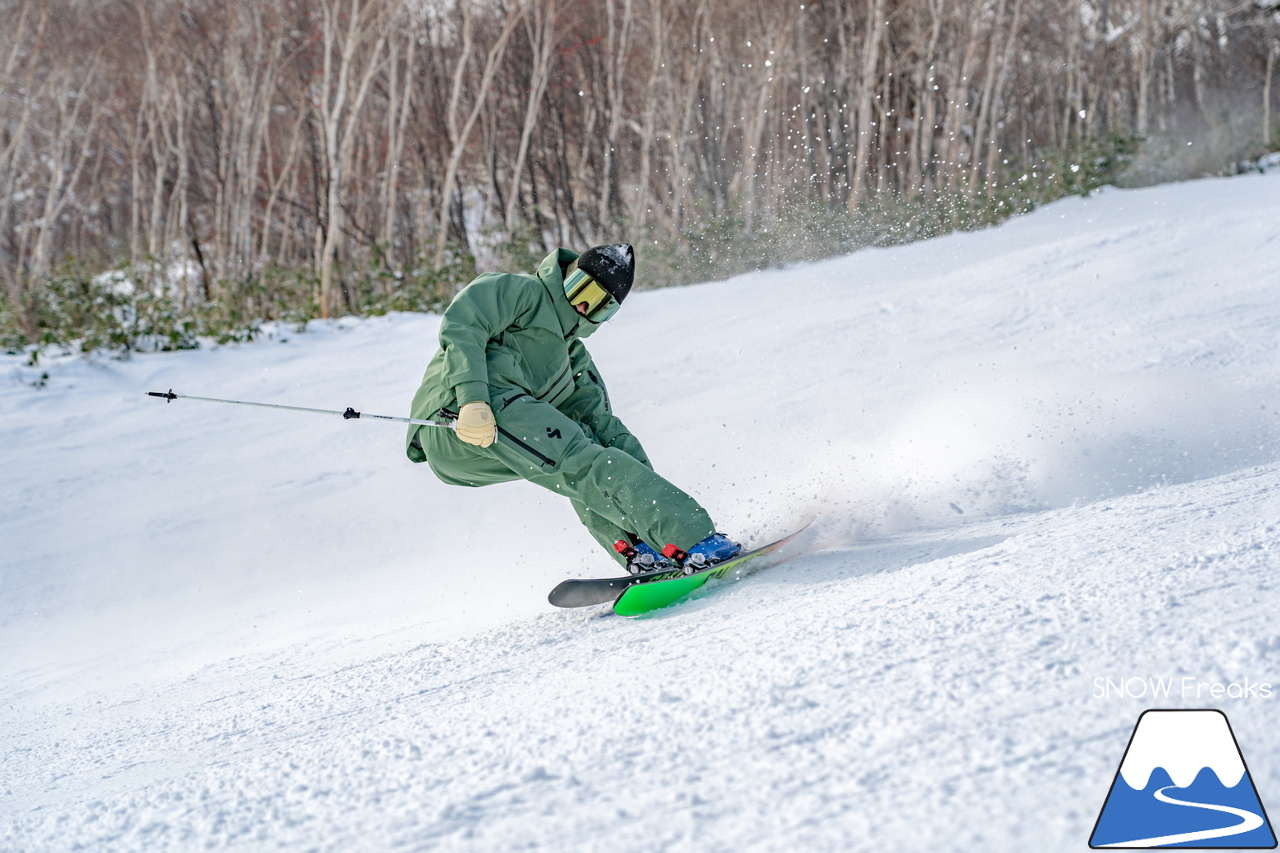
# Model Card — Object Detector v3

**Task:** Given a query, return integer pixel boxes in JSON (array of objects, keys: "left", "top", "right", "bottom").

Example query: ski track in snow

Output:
[{"left": 3, "top": 174, "right": 1280, "bottom": 851}]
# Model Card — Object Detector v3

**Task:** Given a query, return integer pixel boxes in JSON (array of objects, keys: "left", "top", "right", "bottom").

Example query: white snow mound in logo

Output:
[{"left": 1119, "top": 710, "right": 1246, "bottom": 790}]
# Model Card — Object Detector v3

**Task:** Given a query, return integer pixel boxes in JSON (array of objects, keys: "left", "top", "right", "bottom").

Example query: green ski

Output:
[{"left": 611, "top": 525, "right": 809, "bottom": 617}]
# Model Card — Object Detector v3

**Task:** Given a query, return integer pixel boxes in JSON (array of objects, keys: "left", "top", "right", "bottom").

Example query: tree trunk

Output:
[
  {"left": 506, "top": 0, "right": 558, "bottom": 228},
  {"left": 433, "top": 1, "right": 526, "bottom": 268},
  {"left": 849, "top": 0, "right": 885, "bottom": 210},
  {"left": 1266, "top": 46, "right": 1275, "bottom": 147}
]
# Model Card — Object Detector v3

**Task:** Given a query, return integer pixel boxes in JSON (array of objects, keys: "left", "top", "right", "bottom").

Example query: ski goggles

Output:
[{"left": 563, "top": 268, "right": 621, "bottom": 323}]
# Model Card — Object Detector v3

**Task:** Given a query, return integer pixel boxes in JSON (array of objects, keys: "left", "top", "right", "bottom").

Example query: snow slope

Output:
[{"left": 3, "top": 173, "right": 1280, "bottom": 851}]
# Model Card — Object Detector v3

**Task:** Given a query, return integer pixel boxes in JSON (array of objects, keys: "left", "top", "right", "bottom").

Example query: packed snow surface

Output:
[{"left": 3, "top": 174, "right": 1280, "bottom": 851}]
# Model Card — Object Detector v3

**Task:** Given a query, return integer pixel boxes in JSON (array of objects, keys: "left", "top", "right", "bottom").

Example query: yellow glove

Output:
[{"left": 456, "top": 401, "right": 496, "bottom": 447}]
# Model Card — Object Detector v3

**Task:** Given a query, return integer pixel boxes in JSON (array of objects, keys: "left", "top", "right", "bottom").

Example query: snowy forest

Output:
[{"left": 2, "top": 0, "right": 1278, "bottom": 350}]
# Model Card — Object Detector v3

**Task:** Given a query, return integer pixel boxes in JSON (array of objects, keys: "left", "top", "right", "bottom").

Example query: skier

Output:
[{"left": 405, "top": 244, "right": 739, "bottom": 574}]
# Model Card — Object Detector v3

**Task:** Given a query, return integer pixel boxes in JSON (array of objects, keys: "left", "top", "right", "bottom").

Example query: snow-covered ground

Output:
[{"left": 3, "top": 173, "right": 1279, "bottom": 851}]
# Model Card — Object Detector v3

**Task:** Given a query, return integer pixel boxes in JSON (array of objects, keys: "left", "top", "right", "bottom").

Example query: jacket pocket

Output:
[
  {"left": 498, "top": 392, "right": 529, "bottom": 411},
  {"left": 535, "top": 359, "right": 574, "bottom": 407},
  {"left": 495, "top": 425, "right": 557, "bottom": 468}
]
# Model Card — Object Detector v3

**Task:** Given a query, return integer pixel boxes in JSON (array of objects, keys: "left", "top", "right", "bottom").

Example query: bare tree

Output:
[
  {"left": 433, "top": 0, "right": 526, "bottom": 268},
  {"left": 4, "top": 0, "right": 1277, "bottom": 349},
  {"left": 313, "top": 0, "right": 396, "bottom": 316}
]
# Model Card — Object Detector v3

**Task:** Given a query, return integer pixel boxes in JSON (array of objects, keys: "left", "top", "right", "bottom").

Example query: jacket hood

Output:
[{"left": 536, "top": 247, "right": 600, "bottom": 339}]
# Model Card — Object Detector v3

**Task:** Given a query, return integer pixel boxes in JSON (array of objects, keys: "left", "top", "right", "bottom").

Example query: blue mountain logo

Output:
[{"left": 1090, "top": 709, "right": 1276, "bottom": 848}]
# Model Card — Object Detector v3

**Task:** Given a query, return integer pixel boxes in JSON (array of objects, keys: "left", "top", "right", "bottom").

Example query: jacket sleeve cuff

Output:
[{"left": 455, "top": 381, "right": 490, "bottom": 407}]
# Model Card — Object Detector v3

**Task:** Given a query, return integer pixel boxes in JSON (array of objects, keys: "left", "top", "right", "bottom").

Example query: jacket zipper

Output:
[
  {"left": 537, "top": 363, "right": 573, "bottom": 402},
  {"left": 495, "top": 425, "right": 556, "bottom": 468},
  {"left": 586, "top": 369, "right": 610, "bottom": 412},
  {"left": 500, "top": 392, "right": 528, "bottom": 410}
]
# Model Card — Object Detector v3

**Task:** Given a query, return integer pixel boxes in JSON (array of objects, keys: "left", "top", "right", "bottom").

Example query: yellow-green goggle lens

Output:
[{"left": 564, "top": 269, "right": 620, "bottom": 322}]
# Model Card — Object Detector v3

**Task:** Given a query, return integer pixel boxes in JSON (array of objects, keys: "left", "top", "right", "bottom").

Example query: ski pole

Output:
[{"left": 146, "top": 389, "right": 456, "bottom": 429}]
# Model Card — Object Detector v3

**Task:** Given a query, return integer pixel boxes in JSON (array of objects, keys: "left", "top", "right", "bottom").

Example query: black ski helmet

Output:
[{"left": 575, "top": 243, "right": 635, "bottom": 304}]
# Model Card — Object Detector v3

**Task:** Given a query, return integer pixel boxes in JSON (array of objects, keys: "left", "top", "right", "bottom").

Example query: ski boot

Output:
[
  {"left": 662, "top": 533, "right": 741, "bottom": 575},
  {"left": 614, "top": 540, "right": 674, "bottom": 575}
]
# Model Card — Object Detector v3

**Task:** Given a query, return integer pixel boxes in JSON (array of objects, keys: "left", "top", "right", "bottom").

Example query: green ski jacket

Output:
[{"left": 405, "top": 248, "right": 649, "bottom": 466}]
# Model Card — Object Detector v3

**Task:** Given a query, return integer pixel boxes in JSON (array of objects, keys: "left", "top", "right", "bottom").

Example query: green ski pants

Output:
[{"left": 416, "top": 394, "right": 714, "bottom": 565}]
